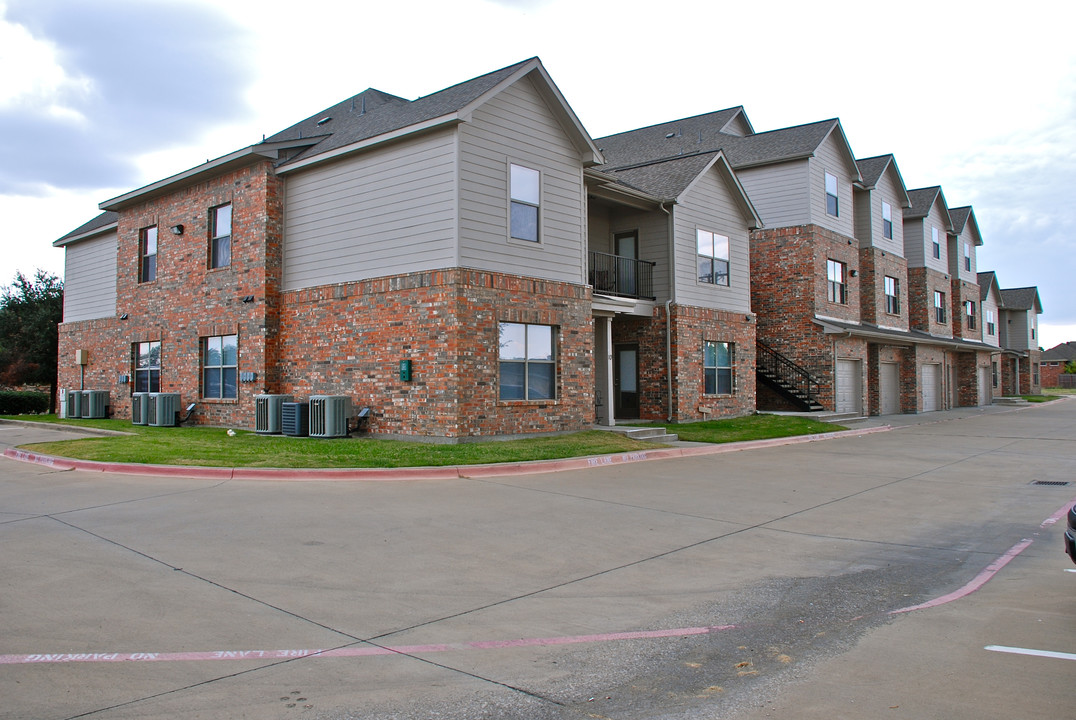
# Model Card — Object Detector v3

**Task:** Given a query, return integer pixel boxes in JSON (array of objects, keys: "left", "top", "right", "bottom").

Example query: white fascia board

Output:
[
  {"left": 52, "top": 221, "right": 119, "bottom": 247},
  {"left": 275, "top": 115, "right": 464, "bottom": 175}
]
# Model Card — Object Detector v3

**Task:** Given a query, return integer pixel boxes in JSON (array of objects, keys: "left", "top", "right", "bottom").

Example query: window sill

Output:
[
  {"left": 498, "top": 399, "right": 559, "bottom": 406},
  {"left": 200, "top": 397, "right": 239, "bottom": 404}
]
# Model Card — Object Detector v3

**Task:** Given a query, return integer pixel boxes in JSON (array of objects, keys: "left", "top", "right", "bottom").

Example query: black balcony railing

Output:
[{"left": 588, "top": 251, "right": 656, "bottom": 301}]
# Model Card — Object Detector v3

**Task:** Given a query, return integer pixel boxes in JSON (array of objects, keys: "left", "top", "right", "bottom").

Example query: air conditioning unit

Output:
[
  {"left": 309, "top": 395, "right": 352, "bottom": 438},
  {"left": 131, "top": 393, "right": 149, "bottom": 425},
  {"left": 281, "top": 402, "right": 309, "bottom": 437},
  {"left": 254, "top": 394, "right": 293, "bottom": 434},
  {"left": 65, "top": 390, "right": 82, "bottom": 419},
  {"left": 147, "top": 392, "right": 181, "bottom": 427},
  {"left": 82, "top": 390, "right": 110, "bottom": 419}
]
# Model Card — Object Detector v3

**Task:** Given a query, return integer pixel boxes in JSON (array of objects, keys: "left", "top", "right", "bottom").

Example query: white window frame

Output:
[
  {"left": 498, "top": 322, "right": 557, "bottom": 401},
  {"left": 133, "top": 341, "right": 160, "bottom": 393},
  {"left": 963, "top": 242, "right": 971, "bottom": 272},
  {"left": 884, "top": 275, "right": 900, "bottom": 315},
  {"left": 932, "top": 226, "right": 941, "bottom": 259},
  {"left": 881, "top": 201, "right": 893, "bottom": 240},
  {"left": 703, "top": 340, "right": 734, "bottom": 396},
  {"left": 825, "top": 172, "right": 839, "bottom": 217},
  {"left": 827, "top": 259, "right": 846, "bottom": 304},
  {"left": 696, "top": 229, "right": 730, "bottom": 286},
  {"left": 934, "top": 290, "right": 946, "bottom": 323},
  {"left": 509, "top": 163, "right": 540, "bottom": 243},
  {"left": 986, "top": 309, "right": 996, "bottom": 336},
  {"left": 139, "top": 226, "right": 157, "bottom": 283},
  {"left": 210, "top": 203, "right": 232, "bottom": 269},
  {"left": 965, "top": 300, "right": 976, "bottom": 330},
  {"left": 202, "top": 334, "right": 238, "bottom": 400}
]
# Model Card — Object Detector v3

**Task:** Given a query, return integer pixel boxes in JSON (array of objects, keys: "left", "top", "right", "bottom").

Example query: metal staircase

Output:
[{"left": 756, "top": 340, "right": 824, "bottom": 412}]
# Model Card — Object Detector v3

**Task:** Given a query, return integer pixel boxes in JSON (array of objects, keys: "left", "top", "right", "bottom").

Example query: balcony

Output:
[{"left": 588, "top": 251, "right": 656, "bottom": 301}]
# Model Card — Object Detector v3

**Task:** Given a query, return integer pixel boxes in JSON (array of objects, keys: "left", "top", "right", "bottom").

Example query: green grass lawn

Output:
[
  {"left": 1019, "top": 394, "right": 1060, "bottom": 403},
  {"left": 1, "top": 413, "right": 845, "bottom": 469}
]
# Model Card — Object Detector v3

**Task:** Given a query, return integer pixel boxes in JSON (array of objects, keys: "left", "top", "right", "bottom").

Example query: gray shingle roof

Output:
[
  {"left": 855, "top": 155, "right": 892, "bottom": 187},
  {"left": 977, "top": 271, "right": 999, "bottom": 302},
  {"left": 999, "top": 286, "right": 1042, "bottom": 312},
  {"left": 53, "top": 211, "right": 118, "bottom": 246},
  {"left": 593, "top": 107, "right": 749, "bottom": 169},
  {"left": 721, "top": 119, "right": 841, "bottom": 170},
  {"left": 905, "top": 186, "right": 942, "bottom": 219},
  {"left": 266, "top": 59, "right": 536, "bottom": 166},
  {"left": 1042, "top": 342, "right": 1076, "bottom": 362},
  {"left": 602, "top": 151, "right": 722, "bottom": 200},
  {"left": 948, "top": 206, "right": 972, "bottom": 233}
]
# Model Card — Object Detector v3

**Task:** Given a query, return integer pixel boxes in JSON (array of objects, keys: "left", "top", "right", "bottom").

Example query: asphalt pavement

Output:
[{"left": 1, "top": 400, "right": 1073, "bottom": 720}]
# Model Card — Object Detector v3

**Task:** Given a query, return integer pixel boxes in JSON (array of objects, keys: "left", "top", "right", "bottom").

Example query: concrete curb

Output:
[{"left": 2, "top": 425, "right": 892, "bottom": 482}]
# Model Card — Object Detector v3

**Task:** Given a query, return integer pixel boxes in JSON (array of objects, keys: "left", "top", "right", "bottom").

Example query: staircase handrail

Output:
[{"left": 756, "top": 339, "right": 820, "bottom": 403}]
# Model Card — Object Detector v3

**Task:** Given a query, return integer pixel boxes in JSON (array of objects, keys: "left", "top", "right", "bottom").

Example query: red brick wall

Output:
[
  {"left": 908, "top": 267, "right": 953, "bottom": 335},
  {"left": 57, "top": 161, "right": 283, "bottom": 424},
  {"left": 859, "top": 248, "right": 909, "bottom": 329},
  {"left": 750, "top": 224, "right": 861, "bottom": 412},
  {"left": 277, "top": 269, "right": 594, "bottom": 439},
  {"left": 669, "top": 305, "right": 756, "bottom": 421},
  {"left": 951, "top": 278, "right": 982, "bottom": 341}
]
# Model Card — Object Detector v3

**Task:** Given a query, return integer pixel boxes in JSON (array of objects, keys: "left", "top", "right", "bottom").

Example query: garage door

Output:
[
  {"left": 880, "top": 362, "right": 900, "bottom": 415},
  {"left": 978, "top": 366, "right": 992, "bottom": 406},
  {"left": 836, "top": 359, "right": 862, "bottom": 415},
  {"left": 922, "top": 363, "right": 941, "bottom": 412}
]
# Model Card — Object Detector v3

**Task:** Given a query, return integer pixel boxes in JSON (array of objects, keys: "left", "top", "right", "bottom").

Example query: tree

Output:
[
  {"left": 0, "top": 271, "right": 64, "bottom": 407},
  {"left": 1065, "top": 360, "right": 1076, "bottom": 375}
]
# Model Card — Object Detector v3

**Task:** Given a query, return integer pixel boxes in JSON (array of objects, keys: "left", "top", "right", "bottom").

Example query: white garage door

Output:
[
  {"left": 922, "top": 364, "right": 941, "bottom": 412},
  {"left": 978, "top": 366, "right": 992, "bottom": 406},
  {"left": 880, "top": 362, "right": 900, "bottom": 415},
  {"left": 836, "top": 359, "right": 862, "bottom": 414}
]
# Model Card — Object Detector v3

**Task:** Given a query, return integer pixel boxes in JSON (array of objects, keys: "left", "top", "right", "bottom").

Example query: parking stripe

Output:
[{"left": 985, "top": 645, "right": 1076, "bottom": 662}]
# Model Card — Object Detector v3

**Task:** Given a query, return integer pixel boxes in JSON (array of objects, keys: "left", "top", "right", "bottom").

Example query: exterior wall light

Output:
[{"left": 170, "top": 224, "right": 184, "bottom": 235}]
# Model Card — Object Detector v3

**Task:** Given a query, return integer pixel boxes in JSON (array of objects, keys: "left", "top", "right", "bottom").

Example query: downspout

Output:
[{"left": 661, "top": 202, "right": 674, "bottom": 422}]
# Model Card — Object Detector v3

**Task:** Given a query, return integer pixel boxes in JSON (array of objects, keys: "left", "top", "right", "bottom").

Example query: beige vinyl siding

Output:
[
  {"left": 873, "top": 172, "right": 904, "bottom": 257},
  {"left": 809, "top": 135, "right": 855, "bottom": 237},
  {"left": 854, "top": 190, "right": 872, "bottom": 246},
  {"left": 981, "top": 290, "right": 1000, "bottom": 347},
  {"left": 282, "top": 128, "right": 457, "bottom": 291},
  {"left": 1002, "top": 309, "right": 1032, "bottom": 350},
  {"left": 736, "top": 160, "right": 809, "bottom": 228},
  {"left": 903, "top": 218, "right": 926, "bottom": 267},
  {"left": 922, "top": 203, "right": 949, "bottom": 274},
  {"left": 952, "top": 232, "right": 977, "bottom": 283},
  {"left": 62, "top": 232, "right": 117, "bottom": 322},
  {"left": 457, "top": 75, "right": 585, "bottom": 284},
  {"left": 673, "top": 168, "right": 751, "bottom": 312}
]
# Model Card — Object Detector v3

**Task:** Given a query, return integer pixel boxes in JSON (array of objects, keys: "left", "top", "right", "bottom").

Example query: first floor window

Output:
[
  {"left": 210, "top": 203, "right": 232, "bottom": 269},
  {"left": 827, "top": 259, "right": 847, "bottom": 304},
  {"left": 934, "top": 291, "right": 946, "bottom": 323},
  {"left": 992, "top": 361, "right": 999, "bottom": 388},
  {"left": 825, "top": 172, "right": 839, "bottom": 217},
  {"left": 510, "top": 164, "right": 540, "bottom": 242},
  {"left": 134, "top": 341, "right": 160, "bottom": 393},
  {"left": 140, "top": 226, "right": 157, "bottom": 283},
  {"left": 203, "top": 334, "right": 238, "bottom": 399},
  {"left": 882, "top": 201, "right": 893, "bottom": 239},
  {"left": 1033, "top": 363, "right": 1040, "bottom": 385},
  {"left": 965, "top": 300, "right": 976, "bottom": 329},
  {"left": 986, "top": 309, "right": 996, "bottom": 336},
  {"left": 499, "top": 322, "right": 556, "bottom": 400},
  {"left": 704, "top": 341, "right": 734, "bottom": 395},
  {"left": 884, "top": 275, "right": 900, "bottom": 314},
  {"left": 697, "top": 229, "right": 730, "bottom": 286}
]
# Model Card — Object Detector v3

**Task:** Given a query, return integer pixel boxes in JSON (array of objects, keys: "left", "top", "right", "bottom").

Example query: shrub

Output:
[{"left": 0, "top": 390, "right": 50, "bottom": 415}]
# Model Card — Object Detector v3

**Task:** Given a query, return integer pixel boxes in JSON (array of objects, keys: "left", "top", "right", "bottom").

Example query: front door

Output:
[{"left": 614, "top": 344, "right": 640, "bottom": 419}]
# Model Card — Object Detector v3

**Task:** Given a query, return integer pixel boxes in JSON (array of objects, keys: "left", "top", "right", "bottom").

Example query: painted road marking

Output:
[
  {"left": 889, "top": 538, "right": 1035, "bottom": 615},
  {"left": 0, "top": 625, "right": 737, "bottom": 666},
  {"left": 985, "top": 645, "right": 1076, "bottom": 662}
]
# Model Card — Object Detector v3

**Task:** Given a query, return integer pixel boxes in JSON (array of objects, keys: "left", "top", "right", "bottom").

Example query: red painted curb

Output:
[{"left": 3, "top": 426, "right": 891, "bottom": 482}]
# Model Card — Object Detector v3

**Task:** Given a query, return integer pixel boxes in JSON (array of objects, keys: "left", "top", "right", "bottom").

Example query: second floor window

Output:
[
  {"left": 210, "top": 204, "right": 232, "bottom": 269},
  {"left": 963, "top": 242, "right": 971, "bottom": 272},
  {"left": 882, "top": 201, "right": 893, "bottom": 240},
  {"left": 139, "top": 226, "right": 157, "bottom": 283},
  {"left": 825, "top": 172, "right": 839, "bottom": 217},
  {"left": 965, "top": 301, "right": 976, "bottom": 329},
  {"left": 934, "top": 290, "right": 946, "bottom": 323},
  {"left": 884, "top": 275, "right": 900, "bottom": 314},
  {"left": 133, "top": 341, "right": 160, "bottom": 393},
  {"left": 510, "top": 164, "right": 540, "bottom": 242},
  {"left": 827, "top": 259, "right": 846, "bottom": 304},
  {"left": 932, "top": 226, "right": 941, "bottom": 259},
  {"left": 986, "top": 309, "right": 996, "bottom": 336},
  {"left": 697, "top": 229, "right": 729, "bottom": 286}
]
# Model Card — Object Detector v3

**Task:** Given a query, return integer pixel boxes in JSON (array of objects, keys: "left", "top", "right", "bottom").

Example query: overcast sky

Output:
[{"left": 1, "top": 0, "right": 1073, "bottom": 347}]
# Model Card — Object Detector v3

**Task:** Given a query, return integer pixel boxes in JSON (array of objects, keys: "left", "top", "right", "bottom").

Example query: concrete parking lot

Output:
[{"left": 1, "top": 400, "right": 1074, "bottom": 720}]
